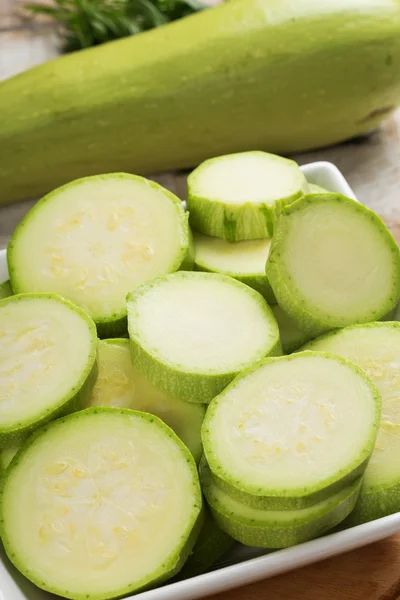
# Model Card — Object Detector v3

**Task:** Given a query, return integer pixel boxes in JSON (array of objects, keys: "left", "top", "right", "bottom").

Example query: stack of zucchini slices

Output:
[{"left": 1, "top": 151, "right": 400, "bottom": 600}]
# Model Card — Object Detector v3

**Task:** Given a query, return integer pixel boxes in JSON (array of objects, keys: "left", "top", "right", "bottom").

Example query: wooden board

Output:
[{"left": 2, "top": 5, "right": 400, "bottom": 599}]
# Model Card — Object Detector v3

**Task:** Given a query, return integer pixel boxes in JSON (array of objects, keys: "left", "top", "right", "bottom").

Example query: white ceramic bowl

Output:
[{"left": 1, "top": 161, "right": 399, "bottom": 600}]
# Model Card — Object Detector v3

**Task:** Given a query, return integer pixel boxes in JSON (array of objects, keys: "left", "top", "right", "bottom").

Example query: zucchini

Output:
[
  {"left": 271, "top": 304, "right": 312, "bottom": 354},
  {"left": 127, "top": 272, "right": 281, "bottom": 404},
  {"left": 0, "top": 294, "right": 97, "bottom": 444},
  {"left": 0, "top": 447, "right": 19, "bottom": 471},
  {"left": 302, "top": 322, "right": 400, "bottom": 524},
  {"left": 0, "top": 280, "right": 12, "bottom": 300},
  {"left": 187, "top": 152, "right": 308, "bottom": 241},
  {"left": 201, "top": 461, "right": 361, "bottom": 548},
  {"left": 308, "top": 183, "right": 329, "bottom": 194},
  {"left": 0, "top": 408, "right": 203, "bottom": 600},
  {"left": 1, "top": 0, "right": 400, "bottom": 203},
  {"left": 193, "top": 232, "right": 275, "bottom": 303},
  {"left": 202, "top": 352, "right": 381, "bottom": 509},
  {"left": 7, "top": 174, "right": 190, "bottom": 338},
  {"left": 87, "top": 339, "right": 206, "bottom": 462},
  {"left": 178, "top": 506, "right": 233, "bottom": 579},
  {"left": 266, "top": 194, "right": 400, "bottom": 337}
]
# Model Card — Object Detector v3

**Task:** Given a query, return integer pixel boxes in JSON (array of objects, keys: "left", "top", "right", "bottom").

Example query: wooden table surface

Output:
[{"left": 2, "top": 3, "right": 400, "bottom": 599}]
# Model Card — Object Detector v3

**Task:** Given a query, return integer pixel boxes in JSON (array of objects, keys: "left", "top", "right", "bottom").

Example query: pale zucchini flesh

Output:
[
  {"left": 201, "top": 461, "right": 362, "bottom": 548},
  {"left": 187, "top": 151, "right": 308, "bottom": 242},
  {"left": 302, "top": 322, "right": 400, "bottom": 524},
  {"left": 128, "top": 272, "right": 281, "bottom": 404},
  {"left": 202, "top": 352, "right": 381, "bottom": 509},
  {"left": 7, "top": 174, "right": 190, "bottom": 338},
  {"left": 86, "top": 339, "right": 206, "bottom": 463},
  {"left": 266, "top": 194, "right": 400, "bottom": 337},
  {"left": 0, "top": 408, "right": 203, "bottom": 600},
  {"left": 0, "top": 294, "right": 97, "bottom": 444},
  {"left": 193, "top": 232, "right": 275, "bottom": 304}
]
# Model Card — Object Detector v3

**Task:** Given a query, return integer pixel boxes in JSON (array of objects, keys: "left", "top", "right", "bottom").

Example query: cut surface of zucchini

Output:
[
  {"left": 0, "top": 408, "right": 202, "bottom": 600},
  {"left": 0, "top": 294, "right": 97, "bottom": 444},
  {"left": 127, "top": 272, "right": 281, "bottom": 404},
  {"left": 266, "top": 194, "right": 400, "bottom": 337},
  {"left": 86, "top": 339, "right": 205, "bottom": 462},
  {"left": 8, "top": 174, "right": 190, "bottom": 337},
  {"left": 178, "top": 506, "right": 233, "bottom": 579},
  {"left": 302, "top": 322, "right": 400, "bottom": 524},
  {"left": 187, "top": 152, "right": 308, "bottom": 242},
  {"left": 308, "top": 183, "right": 329, "bottom": 194},
  {"left": 193, "top": 232, "right": 275, "bottom": 303},
  {"left": 202, "top": 352, "right": 380, "bottom": 508},
  {"left": 0, "top": 279, "right": 12, "bottom": 300},
  {"left": 201, "top": 461, "right": 361, "bottom": 548},
  {"left": 271, "top": 304, "right": 312, "bottom": 354}
]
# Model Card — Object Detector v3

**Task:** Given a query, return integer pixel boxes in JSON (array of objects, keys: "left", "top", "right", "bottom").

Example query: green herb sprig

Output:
[{"left": 25, "top": 0, "right": 206, "bottom": 52}]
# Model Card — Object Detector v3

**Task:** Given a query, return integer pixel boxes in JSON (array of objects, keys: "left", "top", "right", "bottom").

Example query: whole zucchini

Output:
[{"left": 0, "top": 0, "right": 400, "bottom": 202}]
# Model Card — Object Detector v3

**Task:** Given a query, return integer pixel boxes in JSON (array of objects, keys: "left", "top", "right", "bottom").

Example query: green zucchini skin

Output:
[
  {"left": 201, "top": 461, "right": 362, "bottom": 549},
  {"left": 177, "top": 506, "right": 234, "bottom": 579},
  {"left": 1, "top": 0, "right": 400, "bottom": 201},
  {"left": 0, "top": 280, "right": 12, "bottom": 300}
]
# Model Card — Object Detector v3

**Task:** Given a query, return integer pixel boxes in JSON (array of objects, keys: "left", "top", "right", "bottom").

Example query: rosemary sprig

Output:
[{"left": 24, "top": 0, "right": 207, "bottom": 52}]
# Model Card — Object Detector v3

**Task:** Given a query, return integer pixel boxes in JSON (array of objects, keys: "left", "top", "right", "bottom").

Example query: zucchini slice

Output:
[
  {"left": 202, "top": 352, "right": 380, "bottom": 509},
  {"left": 127, "top": 272, "right": 281, "bottom": 404},
  {"left": 308, "top": 183, "right": 329, "bottom": 194},
  {"left": 201, "top": 461, "right": 361, "bottom": 548},
  {"left": 266, "top": 194, "right": 400, "bottom": 337},
  {"left": 193, "top": 232, "right": 275, "bottom": 303},
  {"left": 178, "top": 506, "right": 233, "bottom": 579},
  {"left": 0, "top": 447, "right": 19, "bottom": 471},
  {"left": 0, "top": 280, "right": 12, "bottom": 300},
  {"left": 187, "top": 152, "right": 308, "bottom": 242},
  {"left": 7, "top": 174, "right": 190, "bottom": 338},
  {"left": 0, "top": 294, "right": 97, "bottom": 444},
  {"left": 0, "top": 408, "right": 203, "bottom": 600},
  {"left": 86, "top": 339, "right": 206, "bottom": 463},
  {"left": 271, "top": 304, "right": 312, "bottom": 354},
  {"left": 302, "top": 322, "right": 400, "bottom": 524}
]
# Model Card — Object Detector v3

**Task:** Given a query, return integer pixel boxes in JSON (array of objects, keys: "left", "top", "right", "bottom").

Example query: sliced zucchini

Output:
[
  {"left": 202, "top": 352, "right": 380, "bottom": 509},
  {"left": 302, "top": 322, "right": 400, "bottom": 524},
  {"left": 0, "top": 279, "right": 12, "bottom": 300},
  {"left": 0, "top": 446, "right": 19, "bottom": 471},
  {"left": 187, "top": 151, "right": 308, "bottom": 242},
  {"left": 178, "top": 505, "right": 234, "bottom": 579},
  {"left": 0, "top": 408, "right": 203, "bottom": 600},
  {"left": 0, "top": 294, "right": 97, "bottom": 444},
  {"left": 308, "top": 183, "right": 329, "bottom": 194},
  {"left": 266, "top": 194, "right": 400, "bottom": 337},
  {"left": 201, "top": 461, "right": 361, "bottom": 548},
  {"left": 7, "top": 174, "right": 190, "bottom": 338},
  {"left": 86, "top": 339, "right": 206, "bottom": 462},
  {"left": 180, "top": 228, "right": 195, "bottom": 271},
  {"left": 193, "top": 232, "right": 275, "bottom": 303},
  {"left": 127, "top": 272, "right": 281, "bottom": 404},
  {"left": 271, "top": 304, "right": 313, "bottom": 354}
]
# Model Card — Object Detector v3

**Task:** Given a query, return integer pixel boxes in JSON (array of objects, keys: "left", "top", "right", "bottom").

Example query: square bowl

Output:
[{"left": 1, "top": 161, "right": 400, "bottom": 600}]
